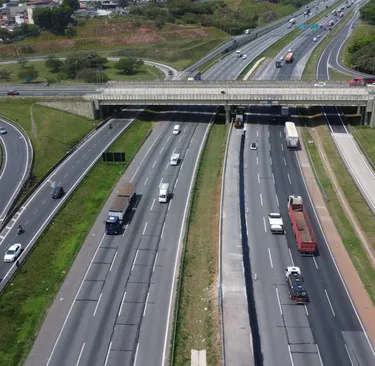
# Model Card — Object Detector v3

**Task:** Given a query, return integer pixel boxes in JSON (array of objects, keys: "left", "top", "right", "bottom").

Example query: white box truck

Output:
[
  {"left": 281, "top": 106, "right": 289, "bottom": 116},
  {"left": 289, "top": 18, "right": 296, "bottom": 24},
  {"left": 285, "top": 121, "right": 299, "bottom": 149},
  {"left": 268, "top": 213, "right": 284, "bottom": 234},
  {"left": 170, "top": 153, "right": 180, "bottom": 166},
  {"left": 159, "top": 183, "right": 170, "bottom": 203}
]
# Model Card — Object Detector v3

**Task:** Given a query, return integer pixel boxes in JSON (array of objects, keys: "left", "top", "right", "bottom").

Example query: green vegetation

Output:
[
  {"left": 351, "top": 125, "right": 375, "bottom": 166},
  {"left": 0, "top": 59, "right": 164, "bottom": 84},
  {"left": 0, "top": 119, "right": 152, "bottom": 366},
  {"left": 173, "top": 120, "right": 228, "bottom": 366},
  {"left": 303, "top": 9, "right": 354, "bottom": 80},
  {"left": 343, "top": 0, "right": 375, "bottom": 74},
  {"left": 0, "top": 98, "right": 94, "bottom": 184},
  {"left": 302, "top": 122, "right": 375, "bottom": 304}
]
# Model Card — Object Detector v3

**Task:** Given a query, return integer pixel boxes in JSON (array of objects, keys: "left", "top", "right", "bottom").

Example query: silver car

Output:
[{"left": 0, "top": 126, "right": 7, "bottom": 135}]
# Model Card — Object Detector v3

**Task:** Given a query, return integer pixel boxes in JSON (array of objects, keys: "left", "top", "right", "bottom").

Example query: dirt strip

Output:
[{"left": 297, "top": 132, "right": 375, "bottom": 349}]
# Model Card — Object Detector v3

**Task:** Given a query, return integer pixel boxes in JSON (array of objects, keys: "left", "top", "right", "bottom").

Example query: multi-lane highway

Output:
[
  {"left": 26, "top": 106, "right": 215, "bottom": 366},
  {"left": 0, "top": 118, "right": 31, "bottom": 223}
]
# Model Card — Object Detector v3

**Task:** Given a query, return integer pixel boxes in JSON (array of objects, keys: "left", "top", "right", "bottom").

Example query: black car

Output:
[
  {"left": 168, "top": 70, "right": 173, "bottom": 76},
  {"left": 52, "top": 186, "right": 64, "bottom": 199}
]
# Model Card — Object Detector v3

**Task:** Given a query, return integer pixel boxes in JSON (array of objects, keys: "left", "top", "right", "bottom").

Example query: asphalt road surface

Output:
[
  {"left": 202, "top": 0, "right": 339, "bottom": 81},
  {"left": 0, "top": 115, "right": 135, "bottom": 286},
  {"left": 26, "top": 106, "right": 214, "bottom": 366},
  {"left": 317, "top": 3, "right": 372, "bottom": 80},
  {"left": 0, "top": 118, "right": 31, "bottom": 223},
  {"left": 241, "top": 106, "right": 375, "bottom": 365}
]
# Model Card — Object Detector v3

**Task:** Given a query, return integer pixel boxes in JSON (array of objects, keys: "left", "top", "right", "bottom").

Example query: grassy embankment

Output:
[
  {"left": 303, "top": 8, "right": 354, "bottom": 80},
  {"left": 302, "top": 121, "right": 375, "bottom": 304},
  {"left": 238, "top": 0, "right": 343, "bottom": 80},
  {"left": 0, "top": 98, "right": 94, "bottom": 184},
  {"left": 0, "top": 117, "right": 153, "bottom": 365},
  {"left": 341, "top": 21, "right": 375, "bottom": 68},
  {"left": 0, "top": 20, "right": 228, "bottom": 71},
  {"left": 172, "top": 116, "right": 228, "bottom": 365},
  {"left": 0, "top": 61, "right": 165, "bottom": 84}
]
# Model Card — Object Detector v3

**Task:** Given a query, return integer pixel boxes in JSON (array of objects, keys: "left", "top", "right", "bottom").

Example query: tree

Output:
[
  {"left": 76, "top": 68, "right": 108, "bottom": 83},
  {"left": 33, "top": 8, "right": 53, "bottom": 30},
  {"left": 118, "top": 0, "right": 128, "bottom": 7},
  {"left": 0, "top": 28, "right": 12, "bottom": 41},
  {"left": 115, "top": 58, "right": 140, "bottom": 74},
  {"left": 18, "top": 59, "right": 28, "bottom": 68},
  {"left": 0, "top": 69, "right": 12, "bottom": 80},
  {"left": 64, "top": 51, "right": 107, "bottom": 78},
  {"left": 45, "top": 56, "right": 63, "bottom": 72},
  {"left": 51, "top": 5, "right": 74, "bottom": 34},
  {"left": 18, "top": 66, "right": 39, "bottom": 82},
  {"left": 155, "top": 15, "right": 165, "bottom": 29},
  {"left": 62, "top": 0, "right": 80, "bottom": 10}
]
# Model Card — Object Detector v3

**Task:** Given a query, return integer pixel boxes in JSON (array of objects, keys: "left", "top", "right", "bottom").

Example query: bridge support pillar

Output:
[
  {"left": 99, "top": 105, "right": 104, "bottom": 120},
  {"left": 370, "top": 110, "right": 375, "bottom": 128},
  {"left": 225, "top": 105, "right": 231, "bottom": 125}
]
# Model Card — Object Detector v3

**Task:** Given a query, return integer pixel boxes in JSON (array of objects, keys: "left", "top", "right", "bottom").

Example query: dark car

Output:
[
  {"left": 52, "top": 186, "right": 64, "bottom": 199},
  {"left": 7, "top": 90, "right": 19, "bottom": 95},
  {"left": 168, "top": 70, "right": 173, "bottom": 76}
]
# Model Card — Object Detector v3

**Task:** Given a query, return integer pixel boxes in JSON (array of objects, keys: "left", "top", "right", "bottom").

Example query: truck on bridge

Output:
[
  {"left": 285, "top": 121, "right": 299, "bottom": 149},
  {"left": 105, "top": 182, "right": 136, "bottom": 235},
  {"left": 349, "top": 77, "right": 375, "bottom": 86},
  {"left": 233, "top": 106, "right": 245, "bottom": 128},
  {"left": 285, "top": 266, "right": 308, "bottom": 304},
  {"left": 285, "top": 52, "right": 293, "bottom": 63},
  {"left": 288, "top": 195, "right": 317, "bottom": 256}
]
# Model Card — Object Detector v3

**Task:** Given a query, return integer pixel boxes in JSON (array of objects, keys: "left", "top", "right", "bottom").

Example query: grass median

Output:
[
  {"left": 351, "top": 126, "right": 375, "bottom": 165},
  {"left": 0, "top": 98, "right": 95, "bottom": 184},
  {"left": 301, "top": 123, "right": 375, "bottom": 304},
  {"left": 0, "top": 119, "right": 152, "bottom": 365},
  {"left": 172, "top": 118, "right": 228, "bottom": 366}
]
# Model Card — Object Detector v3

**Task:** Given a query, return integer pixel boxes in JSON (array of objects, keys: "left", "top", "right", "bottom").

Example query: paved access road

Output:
[
  {"left": 202, "top": 0, "right": 340, "bottom": 81},
  {"left": 241, "top": 106, "right": 375, "bottom": 365},
  {"left": 26, "top": 106, "right": 215, "bottom": 366},
  {"left": 0, "top": 118, "right": 31, "bottom": 223},
  {"left": 317, "top": 0, "right": 373, "bottom": 80},
  {"left": 0, "top": 115, "right": 134, "bottom": 286}
]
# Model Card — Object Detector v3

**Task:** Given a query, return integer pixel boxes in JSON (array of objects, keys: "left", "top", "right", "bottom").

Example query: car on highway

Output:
[
  {"left": 168, "top": 70, "right": 173, "bottom": 76},
  {"left": 7, "top": 90, "right": 19, "bottom": 96},
  {"left": 250, "top": 142, "right": 257, "bottom": 150},
  {"left": 313, "top": 37, "right": 317, "bottom": 42},
  {"left": 173, "top": 124, "right": 180, "bottom": 135},
  {"left": 4, "top": 243, "right": 22, "bottom": 263},
  {"left": 0, "top": 126, "right": 7, "bottom": 135},
  {"left": 243, "top": 54, "right": 247, "bottom": 60},
  {"left": 314, "top": 82, "right": 326, "bottom": 87},
  {"left": 52, "top": 186, "right": 64, "bottom": 199},
  {"left": 317, "top": 34, "right": 320, "bottom": 38},
  {"left": 366, "top": 83, "right": 375, "bottom": 87}
]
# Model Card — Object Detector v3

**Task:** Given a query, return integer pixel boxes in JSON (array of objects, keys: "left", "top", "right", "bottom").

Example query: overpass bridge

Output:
[{"left": 86, "top": 81, "right": 375, "bottom": 126}]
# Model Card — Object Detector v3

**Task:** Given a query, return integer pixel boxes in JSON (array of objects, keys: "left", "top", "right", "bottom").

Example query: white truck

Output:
[
  {"left": 281, "top": 106, "right": 289, "bottom": 116},
  {"left": 289, "top": 18, "right": 296, "bottom": 24},
  {"left": 285, "top": 121, "right": 299, "bottom": 149},
  {"left": 159, "top": 183, "right": 170, "bottom": 203},
  {"left": 268, "top": 213, "right": 284, "bottom": 234},
  {"left": 170, "top": 153, "right": 180, "bottom": 166}
]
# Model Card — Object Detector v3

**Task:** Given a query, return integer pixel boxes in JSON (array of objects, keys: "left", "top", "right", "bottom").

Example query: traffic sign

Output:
[
  {"left": 310, "top": 23, "right": 319, "bottom": 29},
  {"left": 25, "top": 76, "right": 31, "bottom": 84},
  {"left": 299, "top": 24, "right": 307, "bottom": 29},
  {"left": 267, "top": 100, "right": 272, "bottom": 105}
]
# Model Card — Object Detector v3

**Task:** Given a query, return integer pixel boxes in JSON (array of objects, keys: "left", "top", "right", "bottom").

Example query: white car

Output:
[
  {"left": 317, "top": 34, "right": 321, "bottom": 38},
  {"left": 313, "top": 37, "right": 317, "bottom": 42},
  {"left": 366, "top": 83, "right": 375, "bottom": 87},
  {"left": 243, "top": 54, "right": 247, "bottom": 60},
  {"left": 250, "top": 142, "right": 257, "bottom": 150},
  {"left": 0, "top": 126, "right": 7, "bottom": 135},
  {"left": 173, "top": 125, "right": 180, "bottom": 135},
  {"left": 314, "top": 82, "right": 326, "bottom": 87},
  {"left": 4, "top": 243, "right": 22, "bottom": 263},
  {"left": 288, "top": 49, "right": 292, "bottom": 53}
]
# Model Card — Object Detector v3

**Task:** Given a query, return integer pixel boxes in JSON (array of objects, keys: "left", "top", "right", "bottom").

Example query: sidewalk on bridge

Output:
[{"left": 297, "top": 133, "right": 375, "bottom": 349}]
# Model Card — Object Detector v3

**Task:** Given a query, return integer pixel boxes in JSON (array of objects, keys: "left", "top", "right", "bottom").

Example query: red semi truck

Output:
[
  {"left": 288, "top": 195, "right": 317, "bottom": 255},
  {"left": 349, "top": 77, "right": 375, "bottom": 86}
]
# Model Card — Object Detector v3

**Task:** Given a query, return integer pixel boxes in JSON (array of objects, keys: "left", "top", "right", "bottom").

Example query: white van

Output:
[
  {"left": 245, "top": 29, "right": 250, "bottom": 34},
  {"left": 173, "top": 125, "right": 180, "bottom": 135},
  {"left": 313, "top": 37, "right": 317, "bottom": 42},
  {"left": 170, "top": 153, "right": 180, "bottom": 166}
]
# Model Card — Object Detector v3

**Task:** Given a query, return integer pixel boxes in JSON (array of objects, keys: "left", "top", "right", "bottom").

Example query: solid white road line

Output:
[
  {"left": 268, "top": 248, "right": 273, "bottom": 268},
  {"left": 344, "top": 344, "right": 355, "bottom": 366},
  {"left": 144, "top": 177, "right": 149, "bottom": 186},
  {"left": 325, "top": 289, "right": 336, "bottom": 316},
  {"left": 118, "top": 292, "right": 127, "bottom": 317},
  {"left": 75, "top": 343, "right": 85, "bottom": 366},
  {"left": 304, "top": 305, "right": 309, "bottom": 316},
  {"left": 161, "top": 223, "right": 165, "bottom": 238},
  {"left": 134, "top": 343, "right": 140, "bottom": 366},
  {"left": 288, "top": 345, "right": 295, "bottom": 366},
  {"left": 151, "top": 199, "right": 156, "bottom": 211},
  {"left": 46, "top": 233, "right": 105, "bottom": 366},
  {"left": 276, "top": 288, "right": 283, "bottom": 316},
  {"left": 143, "top": 292, "right": 150, "bottom": 316},
  {"left": 260, "top": 193, "right": 263, "bottom": 206},
  {"left": 272, "top": 173, "right": 275, "bottom": 184},
  {"left": 168, "top": 200, "right": 172, "bottom": 211},
  {"left": 93, "top": 293, "right": 102, "bottom": 317},
  {"left": 181, "top": 161, "right": 184, "bottom": 169},
  {"left": 153, "top": 253, "right": 158, "bottom": 272},
  {"left": 276, "top": 194, "right": 279, "bottom": 207},
  {"left": 103, "top": 341, "right": 112, "bottom": 366},
  {"left": 109, "top": 251, "right": 118, "bottom": 272},
  {"left": 313, "top": 257, "right": 319, "bottom": 269},
  {"left": 263, "top": 217, "right": 267, "bottom": 232},
  {"left": 142, "top": 222, "right": 148, "bottom": 235},
  {"left": 316, "top": 344, "right": 324, "bottom": 366},
  {"left": 289, "top": 248, "right": 294, "bottom": 266},
  {"left": 174, "top": 178, "right": 179, "bottom": 189},
  {"left": 131, "top": 250, "right": 139, "bottom": 271},
  {"left": 287, "top": 173, "right": 292, "bottom": 184}
]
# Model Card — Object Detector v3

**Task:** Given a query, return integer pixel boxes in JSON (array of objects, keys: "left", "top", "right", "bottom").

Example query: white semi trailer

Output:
[{"left": 285, "top": 121, "right": 299, "bottom": 149}]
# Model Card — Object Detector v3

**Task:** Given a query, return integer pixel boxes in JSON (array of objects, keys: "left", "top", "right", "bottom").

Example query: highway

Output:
[
  {"left": 0, "top": 118, "right": 31, "bottom": 223},
  {"left": 0, "top": 115, "right": 134, "bottom": 285},
  {"left": 202, "top": 0, "right": 340, "bottom": 81},
  {"left": 317, "top": 3, "right": 372, "bottom": 79},
  {"left": 26, "top": 106, "right": 214, "bottom": 366}
]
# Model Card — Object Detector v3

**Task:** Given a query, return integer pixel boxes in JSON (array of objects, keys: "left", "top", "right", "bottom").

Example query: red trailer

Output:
[{"left": 288, "top": 195, "right": 317, "bottom": 255}]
